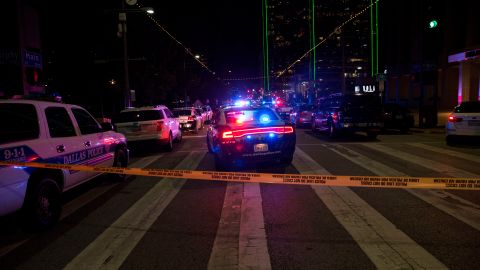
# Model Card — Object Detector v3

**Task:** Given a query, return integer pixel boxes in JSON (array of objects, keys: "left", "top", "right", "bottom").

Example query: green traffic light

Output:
[{"left": 429, "top": 20, "right": 438, "bottom": 29}]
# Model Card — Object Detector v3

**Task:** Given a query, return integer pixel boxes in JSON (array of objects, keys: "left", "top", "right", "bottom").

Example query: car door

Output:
[
  {"left": 163, "top": 108, "right": 179, "bottom": 139},
  {"left": 70, "top": 107, "right": 115, "bottom": 184},
  {"left": 44, "top": 106, "right": 87, "bottom": 189}
]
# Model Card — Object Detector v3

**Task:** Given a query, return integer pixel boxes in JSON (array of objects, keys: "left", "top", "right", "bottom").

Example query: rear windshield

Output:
[
  {"left": 172, "top": 110, "right": 192, "bottom": 117},
  {"left": 455, "top": 102, "right": 480, "bottom": 113},
  {"left": 0, "top": 103, "right": 39, "bottom": 144},
  {"left": 225, "top": 108, "right": 279, "bottom": 124},
  {"left": 115, "top": 110, "right": 164, "bottom": 123}
]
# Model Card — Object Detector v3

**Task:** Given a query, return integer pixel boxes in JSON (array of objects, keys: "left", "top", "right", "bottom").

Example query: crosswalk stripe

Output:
[
  {"left": 293, "top": 147, "right": 448, "bottom": 269},
  {"left": 64, "top": 151, "right": 206, "bottom": 270},
  {"left": 407, "top": 143, "right": 480, "bottom": 162},
  {"left": 328, "top": 144, "right": 480, "bottom": 232},
  {"left": 363, "top": 143, "right": 479, "bottom": 178},
  {"left": 208, "top": 182, "right": 271, "bottom": 270}
]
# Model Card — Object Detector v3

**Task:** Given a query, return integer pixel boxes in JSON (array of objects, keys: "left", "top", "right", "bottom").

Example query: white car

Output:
[
  {"left": 0, "top": 99, "right": 129, "bottom": 230},
  {"left": 114, "top": 105, "right": 182, "bottom": 151},
  {"left": 446, "top": 101, "right": 480, "bottom": 144},
  {"left": 172, "top": 107, "right": 203, "bottom": 133}
]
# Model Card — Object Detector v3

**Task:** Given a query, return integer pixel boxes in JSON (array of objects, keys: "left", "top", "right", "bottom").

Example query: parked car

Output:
[
  {"left": 114, "top": 105, "right": 182, "bottom": 151},
  {"left": 445, "top": 101, "right": 480, "bottom": 144},
  {"left": 206, "top": 105, "right": 296, "bottom": 169},
  {"left": 172, "top": 107, "right": 203, "bottom": 133},
  {"left": 381, "top": 103, "right": 414, "bottom": 133},
  {"left": 0, "top": 99, "right": 129, "bottom": 230},
  {"left": 290, "top": 104, "right": 315, "bottom": 127},
  {"left": 311, "top": 93, "right": 383, "bottom": 139}
]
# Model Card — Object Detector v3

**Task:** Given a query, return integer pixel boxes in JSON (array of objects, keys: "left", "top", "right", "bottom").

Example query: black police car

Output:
[{"left": 206, "top": 105, "right": 296, "bottom": 169}]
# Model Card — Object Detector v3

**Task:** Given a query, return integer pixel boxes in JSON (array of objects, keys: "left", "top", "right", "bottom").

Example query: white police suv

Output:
[{"left": 0, "top": 99, "right": 129, "bottom": 230}]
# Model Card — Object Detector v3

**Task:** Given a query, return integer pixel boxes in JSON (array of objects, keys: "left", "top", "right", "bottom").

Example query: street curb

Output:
[{"left": 409, "top": 127, "right": 445, "bottom": 134}]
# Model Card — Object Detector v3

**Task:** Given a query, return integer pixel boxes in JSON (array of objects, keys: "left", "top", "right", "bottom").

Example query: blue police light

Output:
[
  {"left": 234, "top": 100, "right": 250, "bottom": 106},
  {"left": 268, "top": 133, "right": 275, "bottom": 138},
  {"left": 246, "top": 135, "right": 252, "bottom": 139},
  {"left": 260, "top": 114, "right": 271, "bottom": 124}
]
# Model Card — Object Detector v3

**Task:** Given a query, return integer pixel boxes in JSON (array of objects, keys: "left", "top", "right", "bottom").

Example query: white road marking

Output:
[
  {"left": 208, "top": 182, "right": 271, "bottom": 270},
  {"left": 329, "top": 144, "right": 480, "bottom": 231},
  {"left": 208, "top": 182, "right": 242, "bottom": 270},
  {"left": 407, "top": 142, "right": 480, "bottom": 162},
  {"left": 363, "top": 143, "right": 479, "bottom": 178},
  {"left": 64, "top": 151, "right": 206, "bottom": 270},
  {"left": 293, "top": 147, "right": 448, "bottom": 270},
  {"left": 0, "top": 155, "right": 165, "bottom": 260},
  {"left": 62, "top": 154, "right": 164, "bottom": 219},
  {"left": 239, "top": 183, "right": 271, "bottom": 270}
]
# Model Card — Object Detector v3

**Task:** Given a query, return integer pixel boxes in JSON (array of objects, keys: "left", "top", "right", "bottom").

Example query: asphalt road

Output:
[{"left": 1, "top": 127, "right": 480, "bottom": 270}]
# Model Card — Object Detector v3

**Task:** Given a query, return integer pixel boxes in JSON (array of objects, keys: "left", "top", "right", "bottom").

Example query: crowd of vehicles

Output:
[{"left": 1, "top": 94, "right": 478, "bottom": 230}]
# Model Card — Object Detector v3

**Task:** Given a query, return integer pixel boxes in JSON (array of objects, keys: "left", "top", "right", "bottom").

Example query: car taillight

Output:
[
  {"left": 448, "top": 115, "right": 463, "bottom": 122},
  {"left": 188, "top": 116, "right": 195, "bottom": 121},
  {"left": 156, "top": 121, "right": 163, "bottom": 131},
  {"left": 222, "top": 131, "right": 234, "bottom": 139},
  {"left": 332, "top": 112, "right": 338, "bottom": 120}
]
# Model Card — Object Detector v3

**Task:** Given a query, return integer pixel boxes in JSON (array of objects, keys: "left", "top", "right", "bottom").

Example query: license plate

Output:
[{"left": 254, "top": 143, "right": 268, "bottom": 152}]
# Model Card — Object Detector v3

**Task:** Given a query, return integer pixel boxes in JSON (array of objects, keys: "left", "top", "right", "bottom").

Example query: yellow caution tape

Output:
[{"left": 1, "top": 161, "right": 480, "bottom": 190}]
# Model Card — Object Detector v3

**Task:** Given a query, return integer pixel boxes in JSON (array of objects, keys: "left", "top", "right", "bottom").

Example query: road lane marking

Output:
[
  {"left": 208, "top": 182, "right": 242, "bottom": 269},
  {"left": 407, "top": 143, "right": 480, "bottom": 162},
  {"left": 62, "top": 154, "right": 164, "bottom": 219},
  {"left": 64, "top": 151, "right": 206, "bottom": 270},
  {"left": 328, "top": 144, "right": 480, "bottom": 231},
  {"left": 239, "top": 183, "right": 271, "bottom": 270},
  {"left": 0, "top": 155, "right": 165, "bottom": 260},
  {"left": 208, "top": 182, "right": 271, "bottom": 270},
  {"left": 293, "top": 147, "right": 448, "bottom": 269}
]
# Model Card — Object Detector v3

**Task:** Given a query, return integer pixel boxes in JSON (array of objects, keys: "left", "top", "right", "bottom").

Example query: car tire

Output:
[
  {"left": 174, "top": 130, "right": 182, "bottom": 143},
  {"left": 22, "top": 176, "right": 62, "bottom": 231},
  {"left": 280, "top": 154, "right": 294, "bottom": 165},
  {"left": 165, "top": 132, "right": 174, "bottom": 152},
  {"left": 112, "top": 147, "right": 128, "bottom": 181},
  {"left": 207, "top": 136, "right": 214, "bottom": 153},
  {"left": 446, "top": 135, "right": 455, "bottom": 145},
  {"left": 367, "top": 131, "right": 378, "bottom": 139},
  {"left": 328, "top": 123, "right": 337, "bottom": 138}
]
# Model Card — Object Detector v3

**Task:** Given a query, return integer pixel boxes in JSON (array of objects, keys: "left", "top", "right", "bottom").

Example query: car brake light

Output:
[
  {"left": 222, "top": 131, "right": 234, "bottom": 139},
  {"left": 228, "top": 126, "right": 293, "bottom": 138},
  {"left": 448, "top": 115, "right": 463, "bottom": 122},
  {"left": 156, "top": 121, "right": 163, "bottom": 131},
  {"left": 188, "top": 116, "right": 195, "bottom": 121},
  {"left": 332, "top": 112, "right": 338, "bottom": 120}
]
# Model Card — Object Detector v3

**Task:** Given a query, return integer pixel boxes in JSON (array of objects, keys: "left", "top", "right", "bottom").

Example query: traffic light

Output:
[{"left": 428, "top": 19, "right": 438, "bottom": 29}]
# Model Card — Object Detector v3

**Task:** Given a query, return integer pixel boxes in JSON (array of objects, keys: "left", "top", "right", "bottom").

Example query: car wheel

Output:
[
  {"left": 165, "top": 132, "right": 173, "bottom": 152},
  {"left": 446, "top": 135, "right": 455, "bottom": 145},
  {"left": 207, "top": 136, "right": 214, "bottom": 153},
  {"left": 174, "top": 130, "right": 182, "bottom": 143},
  {"left": 22, "top": 177, "right": 62, "bottom": 231},
  {"left": 112, "top": 148, "right": 128, "bottom": 181},
  {"left": 328, "top": 123, "right": 337, "bottom": 138},
  {"left": 367, "top": 131, "right": 378, "bottom": 139},
  {"left": 280, "top": 154, "right": 294, "bottom": 165}
]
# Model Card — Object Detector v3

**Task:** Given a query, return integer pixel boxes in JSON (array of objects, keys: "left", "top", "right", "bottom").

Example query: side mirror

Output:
[{"left": 101, "top": 122, "right": 114, "bottom": 131}]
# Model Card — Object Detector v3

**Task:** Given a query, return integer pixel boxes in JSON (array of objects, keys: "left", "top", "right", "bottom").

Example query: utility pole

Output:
[{"left": 120, "top": 0, "right": 131, "bottom": 108}]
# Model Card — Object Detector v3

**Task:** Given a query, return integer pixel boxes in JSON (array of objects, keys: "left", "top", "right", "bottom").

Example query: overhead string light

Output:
[
  {"left": 277, "top": 0, "right": 382, "bottom": 78},
  {"left": 135, "top": 3, "right": 217, "bottom": 77}
]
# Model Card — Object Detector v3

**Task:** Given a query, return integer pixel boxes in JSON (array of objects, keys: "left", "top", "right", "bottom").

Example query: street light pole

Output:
[{"left": 120, "top": 0, "right": 131, "bottom": 108}]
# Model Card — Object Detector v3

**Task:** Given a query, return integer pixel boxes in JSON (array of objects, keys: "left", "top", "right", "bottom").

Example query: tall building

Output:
[{"left": 265, "top": 0, "right": 374, "bottom": 101}]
